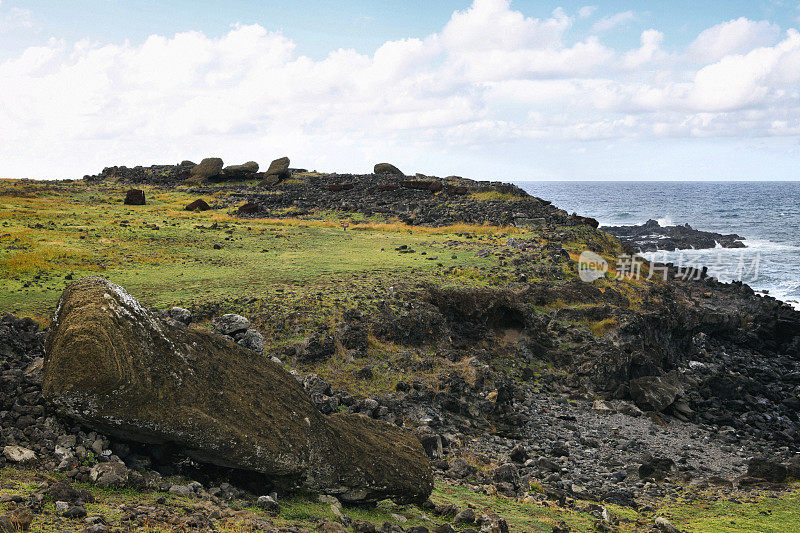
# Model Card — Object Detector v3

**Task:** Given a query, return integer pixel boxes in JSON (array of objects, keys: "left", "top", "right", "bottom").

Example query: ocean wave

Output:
[{"left": 741, "top": 239, "right": 800, "bottom": 252}]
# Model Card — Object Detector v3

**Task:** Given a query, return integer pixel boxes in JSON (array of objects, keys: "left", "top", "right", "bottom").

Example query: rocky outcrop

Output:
[
  {"left": 43, "top": 277, "right": 433, "bottom": 503},
  {"left": 604, "top": 219, "right": 745, "bottom": 252},
  {"left": 187, "top": 158, "right": 224, "bottom": 184}
]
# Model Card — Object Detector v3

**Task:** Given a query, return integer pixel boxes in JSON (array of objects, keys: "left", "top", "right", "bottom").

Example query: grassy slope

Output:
[{"left": 2, "top": 179, "right": 799, "bottom": 532}]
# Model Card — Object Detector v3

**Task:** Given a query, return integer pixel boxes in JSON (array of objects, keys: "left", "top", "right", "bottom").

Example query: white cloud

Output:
[
  {"left": 0, "top": 6, "right": 33, "bottom": 30},
  {"left": 591, "top": 11, "right": 635, "bottom": 33},
  {"left": 578, "top": 6, "right": 598, "bottom": 19},
  {"left": 689, "top": 17, "right": 780, "bottom": 63},
  {"left": 1, "top": 0, "right": 800, "bottom": 179},
  {"left": 623, "top": 29, "right": 664, "bottom": 69}
]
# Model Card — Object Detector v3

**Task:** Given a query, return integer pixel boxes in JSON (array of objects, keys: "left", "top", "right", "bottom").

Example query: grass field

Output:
[{"left": 0, "top": 180, "right": 524, "bottom": 322}]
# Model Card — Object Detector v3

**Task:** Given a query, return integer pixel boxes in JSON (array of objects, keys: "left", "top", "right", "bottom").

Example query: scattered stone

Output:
[
  {"left": 654, "top": 516, "right": 680, "bottom": 533},
  {"left": 352, "top": 519, "right": 377, "bottom": 533},
  {"left": 64, "top": 506, "right": 88, "bottom": 519},
  {"left": 639, "top": 457, "right": 675, "bottom": 481},
  {"left": 238, "top": 202, "right": 259, "bottom": 214},
  {"left": 454, "top": 508, "right": 476, "bottom": 525},
  {"left": 256, "top": 495, "right": 280, "bottom": 516},
  {"left": 509, "top": 444, "right": 528, "bottom": 463},
  {"left": 166, "top": 307, "right": 192, "bottom": 326},
  {"left": 236, "top": 329, "right": 264, "bottom": 353},
  {"left": 629, "top": 375, "right": 682, "bottom": 412}
]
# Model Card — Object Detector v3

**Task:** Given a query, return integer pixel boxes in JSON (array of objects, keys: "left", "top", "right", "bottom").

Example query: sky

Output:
[{"left": 2, "top": 1, "right": 800, "bottom": 180}]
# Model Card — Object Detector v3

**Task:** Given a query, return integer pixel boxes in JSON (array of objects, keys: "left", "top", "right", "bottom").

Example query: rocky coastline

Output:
[{"left": 0, "top": 160, "right": 798, "bottom": 532}]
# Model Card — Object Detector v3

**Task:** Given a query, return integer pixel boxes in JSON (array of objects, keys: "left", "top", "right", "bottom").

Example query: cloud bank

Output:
[{"left": 1, "top": 0, "right": 800, "bottom": 179}]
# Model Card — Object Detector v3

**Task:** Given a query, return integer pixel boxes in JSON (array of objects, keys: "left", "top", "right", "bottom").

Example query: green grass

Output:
[
  {"left": 658, "top": 485, "right": 800, "bottom": 532},
  {"left": 0, "top": 181, "right": 513, "bottom": 322}
]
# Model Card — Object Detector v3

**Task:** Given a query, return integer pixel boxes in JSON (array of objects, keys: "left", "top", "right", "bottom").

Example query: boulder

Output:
[
  {"left": 639, "top": 456, "right": 675, "bottom": 481},
  {"left": 166, "top": 307, "right": 192, "bottom": 326},
  {"left": 238, "top": 202, "right": 259, "bottom": 215},
  {"left": 747, "top": 457, "right": 788, "bottom": 483},
  {"left": 237, "top": 330, "right": 264, "bottom": 353},
  {"left": 223, "top": 161, "right": 259, "bottom": 179},
  {"left": 43, "top": 277, "right": 432, "bottom": 503},
  {"left": 256, "top": 495, "right": 280, "bottom": 516},
  {"left": 187, "top": 158, "right": 223, "bottom": 183},
  {"left": 258, "top": 157, "right": 290, "bottom": 186},
  {"left": 185, "top": 199, "right": 211, "bottom": 212},
  {"left": 374, "top": 163, "right": 404, "bottom": 176},
  {"left": 123, "top": 189, "right": 145, "bottom": 206},
  {"left": 629, "top": 375, "right": 682, "bottom": 412},
  {"left": 89, "top": 462, "right": 129, "bottom": 488},
  {"left": 212, "top": 314, "right": 250, "bottom": 335},
  {"left": 3, "top": 445, "right": 36, "bottom": 463}
]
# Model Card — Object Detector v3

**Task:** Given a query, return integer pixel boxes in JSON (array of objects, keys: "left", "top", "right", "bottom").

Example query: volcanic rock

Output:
[
  {"left": 43, "top": 277, "right": 432, "bottom": 503},
  {"left": 604, "top": 219, "right": 745, "bottom": 252},
  {"left": 187, "top": 158, "right": 224, "bottom": 183},
  {"left": 185, "top": 199, "right": 211, "bottom": 211},
  {"left": 238, "top": 202, "right": 259, "bottom": 214},
  {"left": 629, "top": 375, "right": 682, "bottom": 412},
  {"left": 223, "top": 161, "right": 259, "bottom": 179},
  {"left": 3, "top": 445, "right": 36, "bottom": 463},
  {"left": 747, "top": 457, "right": 788, "bottom": 483},
  {"left": 123, "top": 189, "right": 145, "bottom": 206},
  {"left": 374, "top": 163, "right": 404, "bottom": 176},
  {"left": 212, "top": 313, "right": 250, "bottom": 335},
  {"left": 258, "top": 157, "right": 291, "bottom": 186}
]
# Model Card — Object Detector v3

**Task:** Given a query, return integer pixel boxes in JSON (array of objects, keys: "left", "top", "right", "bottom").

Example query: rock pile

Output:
[
  {"left": 211, "top": 313, "right": 264, "bottom": 353},
  {"left": 229, "top": 172, "right": 567, "bottom": 228}
]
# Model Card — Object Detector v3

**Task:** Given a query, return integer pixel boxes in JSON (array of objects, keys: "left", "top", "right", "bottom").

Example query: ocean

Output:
[{"left": 516, "top": 181, "right": 800, "bottom": 309}]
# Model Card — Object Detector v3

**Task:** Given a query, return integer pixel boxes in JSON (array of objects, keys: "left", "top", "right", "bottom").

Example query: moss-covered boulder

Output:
[
  {"left": 43, "top": 277, "right": 433, "bottom": 503},
  {"left": 186, "top": 157, "right": 223, "bottom": 183}
]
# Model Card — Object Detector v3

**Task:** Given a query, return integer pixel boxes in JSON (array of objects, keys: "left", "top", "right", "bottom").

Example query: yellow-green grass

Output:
[
  {"left": 657, "top": 485, "right": 800, "bottom": 533},
  {"left": 0, "top": 181, "right": 528, "bottom": 322}
]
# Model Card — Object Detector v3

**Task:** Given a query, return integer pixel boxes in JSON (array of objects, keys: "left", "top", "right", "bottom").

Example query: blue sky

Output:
[
  {"left": 4, "top": 1, "right": 798, "bottom": 57},
  {"left": 2, "top": 0, "right": 800, "bottom": 180}
]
